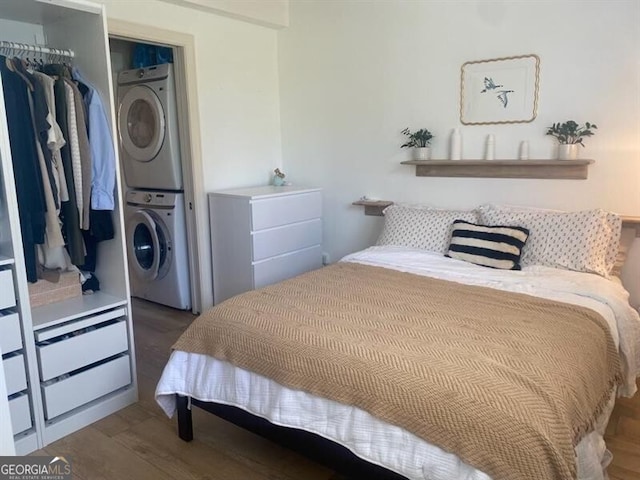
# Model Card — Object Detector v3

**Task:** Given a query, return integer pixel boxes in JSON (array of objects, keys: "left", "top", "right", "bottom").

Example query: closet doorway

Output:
[{"left": 107, "top": 22, "right": 208, "bottom": 315}]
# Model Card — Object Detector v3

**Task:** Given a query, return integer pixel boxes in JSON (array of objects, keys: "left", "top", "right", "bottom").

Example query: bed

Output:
[{"left": 156, "top": 204, "right": 640, "bottom": 480}]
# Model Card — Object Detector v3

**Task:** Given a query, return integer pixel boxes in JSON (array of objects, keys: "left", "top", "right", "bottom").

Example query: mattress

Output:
[{"left": 156, "top": 246, "right": 640, "bottom": 480}]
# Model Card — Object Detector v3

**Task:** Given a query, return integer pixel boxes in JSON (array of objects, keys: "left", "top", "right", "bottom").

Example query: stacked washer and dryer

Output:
[{"left": 118, "top": 64, "right": 191, "bottom": 310}]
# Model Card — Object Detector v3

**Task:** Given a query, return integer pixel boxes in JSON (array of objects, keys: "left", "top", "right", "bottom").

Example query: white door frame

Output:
[{"left": 108, "top": 19, "right": 211, "bottom": 313}]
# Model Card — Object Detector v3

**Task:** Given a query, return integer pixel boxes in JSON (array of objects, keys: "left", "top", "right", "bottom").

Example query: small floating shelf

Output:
[
  {"left": 352, "top": 200, "right": 394, "bottom": 216},
  {"left": 401, "top": 159, "right": 595, "bottom": 180}
]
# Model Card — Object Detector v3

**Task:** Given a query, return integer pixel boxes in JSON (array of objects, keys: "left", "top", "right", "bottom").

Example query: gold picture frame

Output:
[{"left": 460, "top": 54, "right": 540, "bottom": 125}]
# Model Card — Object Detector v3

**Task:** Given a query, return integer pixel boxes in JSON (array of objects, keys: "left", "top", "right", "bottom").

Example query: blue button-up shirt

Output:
[{"left": 72, "top": 67, "right": 115, "bottom": 211}]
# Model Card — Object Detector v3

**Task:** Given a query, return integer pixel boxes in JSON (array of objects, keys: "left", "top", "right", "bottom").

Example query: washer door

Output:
[
  {"left": 118, "top": 85, "right": 166, "bottom": 162},
  {"left": 128, "top": 210, "right": 162, "bottom": 281}
]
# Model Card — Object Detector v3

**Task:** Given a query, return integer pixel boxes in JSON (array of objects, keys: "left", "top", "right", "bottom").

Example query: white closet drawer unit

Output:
[
  {"left": 251, "top": 191, "right": 322, "bottom": 230},
  {"left": 37, "top": 319, "right": 128, "bottom": 382},
  {"left": 0, "top": 270, "right": 16, "bottom": 310},
  {"left": 0, "top": 313, "right": 22, "bottom": 354},
  {"left": 9, "top": 393, "right": 32, "bottom": 435},
  {"left": 42, "top": 354, "right": 131, "bottom": 420},
  {"left": 3, "top": 354, "right": 27, "bottom": 396},
  {"left": 254, "top": 245, "right": 323, "bottom": 289},
  {"left": 252, "top": 219, "right": 322, "bottom": 261}
]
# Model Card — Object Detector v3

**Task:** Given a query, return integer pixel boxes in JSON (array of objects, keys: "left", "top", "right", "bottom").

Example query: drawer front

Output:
[
  {"left": 0, "top": 269, "right": 16, "bottom": 310},
  {"left": 252, "top": 219, "right": 322, "bottom": 261},
  {"left": 253, "top": 245, "right": 322, "bottom": 289},
  {"left": 9, "top": 393, "right": 32, "bottom": 435},
  {"left": 3, "top": 354, "right": 27, "bottom": 396},
  {"left": 251, "top": 191, "right": 321, "bottom": 231},
  {"left": 34, "top": 307, "right": 127, "bottom": 342},
  {"left": 37, "top": 320, "right": 128, "bottom": 382},
  {"left": 42, "top": 354, "right": 131, "bottom": 420},
  {"left": 0, "top": 313, "right": 22, "bottom": 354}
]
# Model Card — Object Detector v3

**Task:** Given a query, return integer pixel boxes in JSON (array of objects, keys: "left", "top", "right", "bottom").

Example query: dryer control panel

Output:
[{"left": 126, "top": 190, "right": 177, "bottom": 208}]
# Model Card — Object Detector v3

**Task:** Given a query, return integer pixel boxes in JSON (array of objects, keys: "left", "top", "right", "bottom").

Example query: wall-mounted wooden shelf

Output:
[
  {"left": 621, "top": 215, "right": 640, "bottom": 235},
  {"left": 401, "top": 159, "right": 595, "bottom": 179},
  {"left": 352, "top": 200, "right": 393, "bottom": 216}
]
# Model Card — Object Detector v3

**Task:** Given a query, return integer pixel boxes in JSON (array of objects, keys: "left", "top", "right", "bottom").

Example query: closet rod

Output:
[{"left": 0, "top": 41, "right": 75, "bottom": 59}]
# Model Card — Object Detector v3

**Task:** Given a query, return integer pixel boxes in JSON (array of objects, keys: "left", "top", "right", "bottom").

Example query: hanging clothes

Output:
[
  {"left": 72, "top": 67, "right": 116, "bottom": 211},
  {"left": 62, "top": 80, "right": 85, "bottom": 229},
  {"left": 33, "top": 71, "right": 69, "bottom": 206},
  {"left": 28, "top": 70, "right": 75, "bottom": 271},
  {"left": 11, "top": 59, "right": 60, "bottom": 210},
  {"left": 77, "top": 209, "right": 114, "bottom": 276},
  {"left": 0, "top": 55, "right": 47, "bottom": 282},
  {"left": 14, "top": 60, "right": 66, "bottom": 252},
  {"left": 43, "top": 63, "right": 85, "bottom": 266},
  {"left": 71, "top": 67, "right": 115, "bottom": 275},
  {"left": 64, "top": 78, "right": 92, "bottom": 230}
]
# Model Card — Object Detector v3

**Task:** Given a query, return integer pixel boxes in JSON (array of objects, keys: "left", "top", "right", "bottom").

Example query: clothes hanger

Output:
[{"left": 10, "top": 50, "right": 35, "bottom": 91}]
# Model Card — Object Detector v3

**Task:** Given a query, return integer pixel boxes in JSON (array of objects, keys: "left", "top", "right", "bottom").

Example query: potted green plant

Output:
[
  {"left": 401, "top": 128, "right": 434, "bottom": 160},
  {"left": 546, "top": 120, "right": 597, "bottom": 160}
]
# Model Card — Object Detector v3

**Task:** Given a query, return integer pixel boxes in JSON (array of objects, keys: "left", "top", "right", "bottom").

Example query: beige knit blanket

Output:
[{"left": 173, "top": 263, "right": 621, "bottom": 480}]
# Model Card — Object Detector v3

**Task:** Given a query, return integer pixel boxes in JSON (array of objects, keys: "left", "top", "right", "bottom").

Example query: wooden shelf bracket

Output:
[{"left": 352, "top": 200, "right": 394, "bottom": 216}]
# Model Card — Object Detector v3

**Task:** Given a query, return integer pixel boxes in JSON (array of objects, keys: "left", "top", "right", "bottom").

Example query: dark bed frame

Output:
[{"left": 176, "top": 394, "right": 408, "bottom": 479}]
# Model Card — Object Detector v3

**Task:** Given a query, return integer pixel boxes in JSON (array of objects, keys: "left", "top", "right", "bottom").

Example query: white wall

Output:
[
  {"left": 157, "top": 0, "right": 289, "bottom": 28},
  {"left": 278, "top": 0, "right": 640, "bottom": 263},
  {"left": 0, "top": 18, "right": 45, "bottom": 44}
]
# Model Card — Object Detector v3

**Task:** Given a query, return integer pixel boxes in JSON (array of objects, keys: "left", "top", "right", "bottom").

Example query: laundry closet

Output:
[
  {"left": 109, "top": 38, "right": 193, "bottom": 312},
  {"left": 0, "top": 0, "right": 136, "bottom": 453}
]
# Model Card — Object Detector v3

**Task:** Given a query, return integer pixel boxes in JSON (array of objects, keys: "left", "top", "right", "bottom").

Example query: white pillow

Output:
[
  {"left": 377, "top": 205, "right": 478, "bottom": 254},
  {"left": 612, "top": 226, "right": 636, "bottom": 277},
  {"left": 477, "top": 205, "right": 621, "bottom": 277},
  {"left": 481, "top": 204, "right": 622, "bottom": 273}
]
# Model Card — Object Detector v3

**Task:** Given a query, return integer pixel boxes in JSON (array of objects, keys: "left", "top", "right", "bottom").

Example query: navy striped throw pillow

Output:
[{"left": 446, "top": 220, "right": 529, "bottom": 270}]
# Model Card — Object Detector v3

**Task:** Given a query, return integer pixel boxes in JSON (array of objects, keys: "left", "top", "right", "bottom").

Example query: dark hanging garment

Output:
[
  {"left": 0, "top": 56, "right": 47, "bottom": 282},
  {"left": 12, "top": 59, "right": 59, "bottom": 208},
  {"left": 78, "top": 207, "right": 114, "bottom": 273},
  {"left": 43, "top": 63, "right": 85, "bottom": 266}
]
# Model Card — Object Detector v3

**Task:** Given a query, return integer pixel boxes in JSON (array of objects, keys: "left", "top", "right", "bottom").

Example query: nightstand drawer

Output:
[
  {"left": 0, "top": 312, "right": 22, "bottom": 354},
  {"left": 0, "top": 269, "right": 16, "bottom": 310},
  {"left": 253, "top": 245, "right": 322, "bottom": 289},
  {"left": 252, "top": 219, "right": 321, "bottom": 261},
  {"left": 251, "top": 191, "right": 321, "bottom": 230},
  {"left": 3, "top": 353, "right": 27, "bottom": 396}
]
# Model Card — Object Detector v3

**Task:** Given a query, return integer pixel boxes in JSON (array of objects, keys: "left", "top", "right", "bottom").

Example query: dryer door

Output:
[
  {"left": 118, "top": 85, "right": 166, "bottom": 162},
  {"left": 127, "top": 210, "right": 161, "bottom": 281}
]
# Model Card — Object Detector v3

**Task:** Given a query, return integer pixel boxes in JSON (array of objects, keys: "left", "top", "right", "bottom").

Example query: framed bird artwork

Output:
[{"left": 460, "top": 54, "right": 540, "bottom": 125}]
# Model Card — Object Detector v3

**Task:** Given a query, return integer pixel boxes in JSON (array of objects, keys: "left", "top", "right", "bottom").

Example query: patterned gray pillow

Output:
[
  {"left": 477, "top": 205, "right": 621, "bottom": 277},
  {"left": 377, "top": 205, "right": 478, "bottom": 253}
]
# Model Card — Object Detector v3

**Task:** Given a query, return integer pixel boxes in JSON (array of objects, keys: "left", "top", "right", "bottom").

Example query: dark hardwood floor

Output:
[{"left": 33, "top": 298, "right": 640, "bottom": 479}]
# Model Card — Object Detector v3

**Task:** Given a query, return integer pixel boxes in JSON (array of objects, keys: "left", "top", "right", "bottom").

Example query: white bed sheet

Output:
[{"left": 156, "top": 246, "right": 640, "bottom": 480}]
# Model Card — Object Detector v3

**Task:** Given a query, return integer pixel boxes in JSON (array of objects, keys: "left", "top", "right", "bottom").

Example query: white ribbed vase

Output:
[
  {"left": 414, "top": 147, "right": 431, "bottom": 161},
  {"left": 558, "top": 144, "right": 578, "bottom": 160}
]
